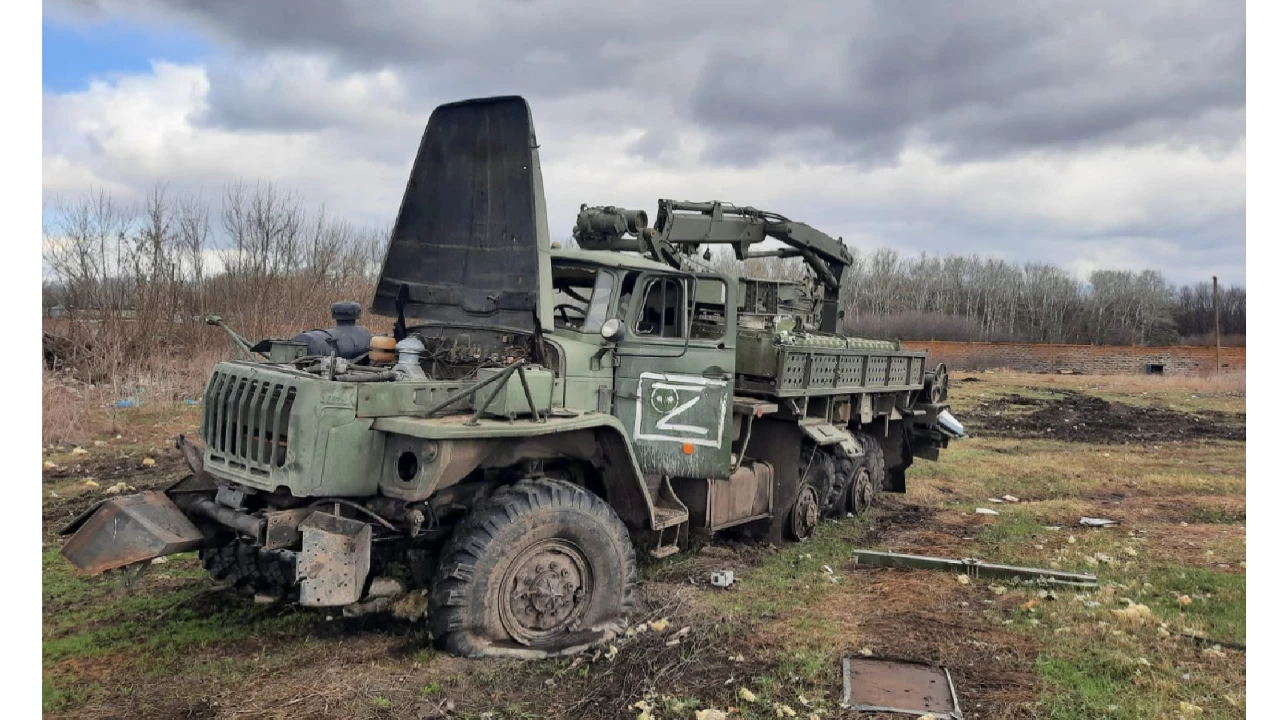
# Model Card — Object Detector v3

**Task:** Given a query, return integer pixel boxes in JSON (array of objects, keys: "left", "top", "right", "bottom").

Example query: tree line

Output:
[
  {"left": 43, "top": 180, "right": 1243, "bottom": 383},
  {"left": 705, "top": 247, "right": 1243, "bottom": 347}
]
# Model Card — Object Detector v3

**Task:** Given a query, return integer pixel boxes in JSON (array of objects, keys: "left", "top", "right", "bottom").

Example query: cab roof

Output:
[{"left": 551, "top": 248, "right": 689, "bottom": 274}]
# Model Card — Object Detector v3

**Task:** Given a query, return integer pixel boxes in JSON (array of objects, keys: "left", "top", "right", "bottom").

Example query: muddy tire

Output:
[
  {"left": 429, "top": 477, "right": 637, "bottom": 658},
  {"left": 852, "top": 430, "right": 887, "bottom": 492},
  {"left": 825, "top": 451, "right": 856, "bottom": 517},
  {"left": 799, "top": 444, "right": 836, "bottom": 514},
  {"left": 200, "top": 542, "right": 297, "bottom": 596}
]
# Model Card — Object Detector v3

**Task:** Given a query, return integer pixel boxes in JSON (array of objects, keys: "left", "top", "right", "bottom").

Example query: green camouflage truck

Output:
[{"left": 61, "top": 96, "right": 964, "bottom": 658}]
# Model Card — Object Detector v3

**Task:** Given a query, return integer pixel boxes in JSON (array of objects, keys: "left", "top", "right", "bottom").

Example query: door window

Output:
[{"left": 635, "top": 276, "right": 685, "bottom": 338}]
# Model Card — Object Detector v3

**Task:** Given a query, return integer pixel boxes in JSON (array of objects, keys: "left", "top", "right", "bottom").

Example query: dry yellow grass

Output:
[{"left": 42, "top": 347, "right": 228, "bottom": 446}]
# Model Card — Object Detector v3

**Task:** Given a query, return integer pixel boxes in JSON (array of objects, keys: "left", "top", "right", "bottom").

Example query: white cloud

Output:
[{"left": 41, "top": 55, "right": 1245, "bottom": 285}]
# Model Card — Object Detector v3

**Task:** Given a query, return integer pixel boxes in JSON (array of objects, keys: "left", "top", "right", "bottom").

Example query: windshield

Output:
[{"left": 551, "top": 264, "right": 614, "bottom": 334}]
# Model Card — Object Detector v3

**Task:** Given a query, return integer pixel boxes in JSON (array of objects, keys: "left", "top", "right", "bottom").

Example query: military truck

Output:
[{"left": 61, "top": 96, "right": 963, "bottom": 658}]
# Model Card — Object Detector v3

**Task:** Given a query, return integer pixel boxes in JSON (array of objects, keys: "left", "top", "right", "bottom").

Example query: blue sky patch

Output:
[{"left": 43, "top": 17, "right": 212, "bottom": 92}]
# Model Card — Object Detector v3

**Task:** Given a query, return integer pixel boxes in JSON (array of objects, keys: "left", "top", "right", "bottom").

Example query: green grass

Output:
[
  {"left": 42, "top": 544, "right": 328, "bottom": 713},
  {"left": 1144, "top": 567, "right": 1245, "bottom": 644},
  {"left": 705, "top": 516, "right": 872, "bottom": 622},
  {"left": 1187, "top": 505, "right": 1247, "bottom": 525}
]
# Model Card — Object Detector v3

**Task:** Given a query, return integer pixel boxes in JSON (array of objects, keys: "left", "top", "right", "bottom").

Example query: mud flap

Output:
[
  {"left": 60, "top": 491, "right": 209, "bottom": 575},
  {"left": 296, "top": 512, "right": 372, "bottom": 607},
  {"left": 799, "top": 421, "right": 863, "bottom": 458}
]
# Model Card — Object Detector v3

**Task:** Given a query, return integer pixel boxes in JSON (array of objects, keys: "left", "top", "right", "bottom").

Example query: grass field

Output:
[{"left": 41, "top": 370, "right": 1246, "bottom": 719}]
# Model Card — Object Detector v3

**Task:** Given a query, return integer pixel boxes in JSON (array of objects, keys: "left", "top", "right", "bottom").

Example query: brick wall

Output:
[{"left": 899, "top": 340, "right": 1246, "bottom": 377}]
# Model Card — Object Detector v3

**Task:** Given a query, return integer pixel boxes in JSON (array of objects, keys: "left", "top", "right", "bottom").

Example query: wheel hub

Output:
[
  {"left": 789, "top": 485, "right": 820, "bottom": 540},
  {"left": 500, "top": 539, "right": 593, "bottom": 644},
  {"left": 849, "top": 466, "right": 873, "bottom": 515}
]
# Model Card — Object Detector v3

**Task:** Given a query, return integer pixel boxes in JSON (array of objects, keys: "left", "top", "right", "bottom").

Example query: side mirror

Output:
[{"left": 600, "top": 318, "right": 624, "bottom": 342}]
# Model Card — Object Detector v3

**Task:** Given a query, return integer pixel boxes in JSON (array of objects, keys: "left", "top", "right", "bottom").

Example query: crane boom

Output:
[{"left": 573, "top": 199, "right": 852, "bottom": 331}]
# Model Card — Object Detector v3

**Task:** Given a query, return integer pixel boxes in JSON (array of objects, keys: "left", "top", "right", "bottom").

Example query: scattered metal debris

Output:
[
  {"left": 975, "top": 507, "right": 1000, "bottom": 515},
  {"left": 1179, "top": 629, "right": 1245, "bottom": 652},
  {"left": 853, "top": 549, "right": 1099, "bottom": 588},
  {"left": 710, "top": 570, "right": 735, "bottom": 588},
  {"left": 842, "top": 655, "right": 963, "bottom": 718},
  {"left": 1079, "top": 517, "right": 1118, "bottom": 527}
]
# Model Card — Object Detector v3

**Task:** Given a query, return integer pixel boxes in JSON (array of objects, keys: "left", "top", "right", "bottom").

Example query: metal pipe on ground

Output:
[{"left": 853, "top": 549, "right": 1098, "bottom": 588}]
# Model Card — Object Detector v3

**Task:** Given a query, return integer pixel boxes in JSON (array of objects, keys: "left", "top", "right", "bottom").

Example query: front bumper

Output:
[{"left": 60, "top": 491, "right": 208, "bottom": 574}]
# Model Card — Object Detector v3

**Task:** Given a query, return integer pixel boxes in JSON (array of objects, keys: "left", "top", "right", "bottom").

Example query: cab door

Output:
[{"left": 612, "top": 271, "right": 736, "bottom": 479}]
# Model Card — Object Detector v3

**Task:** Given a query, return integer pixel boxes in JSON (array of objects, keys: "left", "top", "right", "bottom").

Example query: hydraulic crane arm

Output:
[
  {"left": 573, "top": 199, "right": 853, "bottom": 331},
  {"left": 648, "top": 200, "right": 851, "bottom": 293}
]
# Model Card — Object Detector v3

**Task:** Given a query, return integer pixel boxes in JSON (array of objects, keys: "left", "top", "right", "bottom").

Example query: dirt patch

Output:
[
  {"left": 146, "top": 584, "right": 771, "bottom": 720},
  {"left": 812, "top": 569, "right": 1041, "bottom": 719},
  {"left": 1139, "top": 523, "right": 1246, "bottom": 569},
  {"left": 645, "top": 538, "right": 774, "bottom": 586},
  {"left": 1076, "top": 494, "right": 1248, "bottom": 527},
  {"left": 855, "top": 498, "right": 990, "bottom": 558},
  {"left": 966, "top": 390, "right": 1245, "bottom": 444},
  {"left": 857, "top": 499, "right": 938, "bottom": 545},
  {"left": 42, "top": 448, "right": 187, "bottom": 538}
]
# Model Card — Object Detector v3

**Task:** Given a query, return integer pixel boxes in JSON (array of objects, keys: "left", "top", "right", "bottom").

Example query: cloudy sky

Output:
[{"left": 42, "top": 0, "right": 1245, "bottom": 285}]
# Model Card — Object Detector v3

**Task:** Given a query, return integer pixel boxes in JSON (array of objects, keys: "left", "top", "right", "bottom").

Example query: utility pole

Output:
[{"left": 1213, "top": 276, "right": 1220, "bottom": 374}]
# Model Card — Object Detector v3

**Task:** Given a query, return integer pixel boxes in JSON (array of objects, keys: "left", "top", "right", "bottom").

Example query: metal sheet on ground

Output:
[{"left": 842, "top": 656, "right": 963, "bottom": 719}]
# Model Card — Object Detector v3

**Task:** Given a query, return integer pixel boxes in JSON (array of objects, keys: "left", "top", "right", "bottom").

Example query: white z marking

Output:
[
  {"left": 633, "top": 372, "right": 728, "bottom": 448},
  {"left": 653, "top": 389, "right": 708, "bottom": 435}
]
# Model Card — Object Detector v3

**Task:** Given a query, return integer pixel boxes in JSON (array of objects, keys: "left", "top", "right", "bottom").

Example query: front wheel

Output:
[
  {"left": 429, "top": 477, "right": 637, "bottom": 658},
  {"left": 199, "top": 541, "right": 297, "bottom": 597}
]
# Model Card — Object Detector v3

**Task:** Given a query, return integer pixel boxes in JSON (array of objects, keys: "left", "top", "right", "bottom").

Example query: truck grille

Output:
[{"left": 201, "top": 369, "right": 297, "bottom": 474}]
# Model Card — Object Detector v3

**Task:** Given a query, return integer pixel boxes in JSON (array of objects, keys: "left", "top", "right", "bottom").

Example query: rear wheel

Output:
[
  {"left": 825, "top": 451, "right": 855, "bottom": 517},
  {"left": 852, "top": 430, "right": 887, "bottom": 492},
  {"left": 845, "top": 464, "right": 874, "bottom": 515},
  {"left": 429, "top": 477, "right": 637, "bottom": 658},
  {"left": 785, "top": 484, "right": 820, "bottom": 541},
  {"left": 788, "top": 445, "right": 832, "bottom": 540}
]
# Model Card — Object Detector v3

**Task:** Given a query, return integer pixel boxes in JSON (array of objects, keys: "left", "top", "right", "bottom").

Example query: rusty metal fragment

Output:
[
  {"left": 262, "top": 508, "right": 316, "bottom": 551},
  {"left": 842, "top": 656, "right": 963, "bottom": 718},
  {"left": 61, "top": 491, "right": 208, "bottom": 574},
  {"left": 296, "top": 512, "right": 371, "bottom": 607}
]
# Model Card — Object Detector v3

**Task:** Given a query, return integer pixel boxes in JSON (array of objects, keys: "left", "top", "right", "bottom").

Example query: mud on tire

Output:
[
  {"left": 824, "top": 452, "right": 856, "bottom": 517},
  {"left": 429, "top": 477, "right": 637, "bottom": 658},
  {"left": 800, "top": 444, "right": 836, "bottom": 515},
  {"left": 851, "top": 430, "right": 887, "bottom": 492},
  {"left": 200, "top": 542, "right": 297, "bottom": 596}
]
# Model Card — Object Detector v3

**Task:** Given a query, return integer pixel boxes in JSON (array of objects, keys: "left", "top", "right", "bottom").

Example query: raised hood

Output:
[{"left": 372, "top": 96, "right": 552, "bottom": 332}]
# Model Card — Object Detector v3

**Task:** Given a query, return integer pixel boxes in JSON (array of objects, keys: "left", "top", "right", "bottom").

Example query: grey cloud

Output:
[
  {"left": 51, "top": 0, "right": 1244, "bottom": 164},
  {"left": 685, "top": 1, "right": 1243, "bottom": 164},
  {"left": 44, "top": 0, "right": 1246, "bottom": 284}
]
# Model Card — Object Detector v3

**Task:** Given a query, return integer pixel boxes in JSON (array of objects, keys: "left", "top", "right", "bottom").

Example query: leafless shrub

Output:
[{"left": 42, "top": 181, "right": 390, "bottom": 399}]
